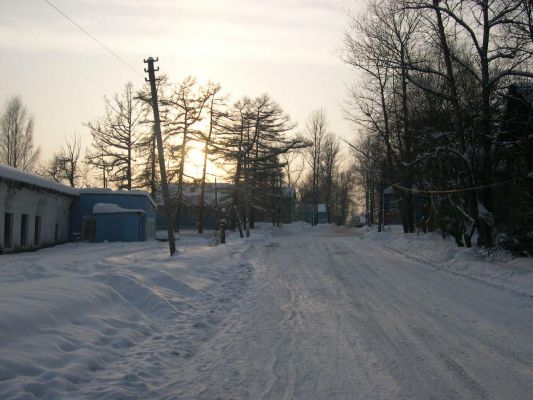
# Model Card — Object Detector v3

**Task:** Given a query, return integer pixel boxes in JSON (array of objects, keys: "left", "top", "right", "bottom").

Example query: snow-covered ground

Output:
[
  {"left": 361, "top": 225, "right": 533, "bottom": 297},
  {"left": 1, "top": 223, "right": 532, "bottom": 399},
  {"left": 0, "top": 229, "right": 266, "bottom": 399}
]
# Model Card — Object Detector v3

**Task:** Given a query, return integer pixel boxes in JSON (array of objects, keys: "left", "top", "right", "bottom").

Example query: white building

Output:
[{"left": 0, "top": 165, "right": 77, "bottom": 253}]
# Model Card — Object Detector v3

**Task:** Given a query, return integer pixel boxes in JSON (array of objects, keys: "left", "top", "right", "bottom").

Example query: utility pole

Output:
[{"left": 144, "top": 57, "right": 176, "bottom": 256}]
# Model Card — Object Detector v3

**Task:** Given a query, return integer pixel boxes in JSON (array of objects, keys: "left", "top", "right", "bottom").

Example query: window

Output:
[
  {"left": 54, "top": 224, "right": 59, "bottom": 243},
  {"left": 34, "top": 216, "right": 41, "bottom": 246},
  {"left": 4, "top": 213, "right": 13, "bottom": 248},
  {"left": 20, "top": 214, "right": 28, "bottom": 247}
]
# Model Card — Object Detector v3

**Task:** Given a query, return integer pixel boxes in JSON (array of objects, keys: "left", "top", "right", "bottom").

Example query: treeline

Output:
[
  {"left": 60, "top": 77, "right": 308, "bottom": 235},
  {"left": 0, "top": 81, "right": 358, "bottom": 232},
  {"left": 296, "top": 109, "right": 356, "bottom": 225},
  {"left": 342, "top": 0, "right": 533, "bottom": 252}
]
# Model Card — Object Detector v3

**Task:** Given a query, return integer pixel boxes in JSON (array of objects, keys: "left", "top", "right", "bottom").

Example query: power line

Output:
[
  {"left": 43, "top": 0, "right": 143, "bottom": 78},
  {"left": 390, "top": 182, "right": 507, "bottom": 196}
]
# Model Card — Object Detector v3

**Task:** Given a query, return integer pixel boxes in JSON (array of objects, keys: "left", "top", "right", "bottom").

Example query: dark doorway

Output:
[{"left": 82, "top": 217, "right": 96, "bottom": 241}]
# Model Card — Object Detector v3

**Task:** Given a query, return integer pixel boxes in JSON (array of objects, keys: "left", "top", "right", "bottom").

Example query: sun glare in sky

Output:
[
  {"left": 0, "top": 0, "right": 357, "bottom": 184},
  {"left": 184, "top": 141, "right": 224, "bottom": 181}
]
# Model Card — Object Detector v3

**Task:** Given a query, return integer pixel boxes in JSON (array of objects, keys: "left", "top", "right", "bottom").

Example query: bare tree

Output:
[
  {"left": 401, "top": 0, "right": 533, "bottom": 244},
  {"left": 44, "top": 133, "right": 83, "bottom": 187},
  {"left": 334, "top": 166, "right": 356, "bottom": 225},
  {"left": 281, "top": 149, "right": 305, "bottom": 188},
  {"left": 163, "top": 77, "right": 213, "bottom": 231},
  {"left": 304, "top": 109, "right": 329, "bottom": 226},
  {"left": 216, "top": 94, "right": 305, "bottom": 235},
  {"left": 0, "top": 96, "right": 40, "bottom": 171},
  {"left": 321, "top": 133, "right": 341, "bottom": 223},
  {"left": 343, "top": 0, "right": 533, "bottom": 249},
  {"left": 198, "top": 83, "right": 224, "bottom": 234},
  {"left": 86, "top": 82, "right": 144, "bottom": 190}
]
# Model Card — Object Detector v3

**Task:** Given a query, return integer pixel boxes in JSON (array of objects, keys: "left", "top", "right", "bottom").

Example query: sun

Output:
[
  {"left": 184, "top": 141, "right": 227, "bottom": 181},
  {"left": 185, "top": 144, "right": 205, "bottom": 179}
]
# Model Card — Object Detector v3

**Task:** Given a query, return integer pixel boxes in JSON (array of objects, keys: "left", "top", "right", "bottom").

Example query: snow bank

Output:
[
  {"left": 360, "top": 225, "right": 533, "bottom": 297},
  {"left": 0, "top": 228, "right": 268, "bottom": 399}
]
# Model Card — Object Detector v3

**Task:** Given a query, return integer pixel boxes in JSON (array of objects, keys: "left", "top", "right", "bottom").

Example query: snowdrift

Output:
[
  {"left": 361, "top": 225, "right": 533, "bottom": 297},
  {"left": 0, "top": 230, "right": 264, "bottom": 399}
]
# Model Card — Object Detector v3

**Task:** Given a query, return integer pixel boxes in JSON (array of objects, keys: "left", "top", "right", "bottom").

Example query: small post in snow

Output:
[{"left": 220, "top": 207, "right": 226, "bottom": 244}]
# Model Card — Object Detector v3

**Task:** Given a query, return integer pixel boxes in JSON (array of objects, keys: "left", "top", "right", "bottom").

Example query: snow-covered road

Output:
[
  {"left": 1, "top": 225, "right": 532, "bottom": 399},
  {"left": 173, "top": 226, "right": 533, "bottom": 399}
]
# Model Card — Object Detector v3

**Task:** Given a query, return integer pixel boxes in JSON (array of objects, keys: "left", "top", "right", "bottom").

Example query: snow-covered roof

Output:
[
  {"left": 93, "top": 203, "right": 145, "bottom": 214},
  {"left": 80, "top": 188, "right": 157, "bottom": 208},
  {"left": 155, "top": 182, "right": 234, "bottom": 207},
  {"left": 317, "top": 204, "right": 327, "bottom": 213},
  {"left": 0, "top": 164, "right": 78, "bottom": 196},
  {"left": 0, "top": 165, "right": 158, "bottom": 207}
]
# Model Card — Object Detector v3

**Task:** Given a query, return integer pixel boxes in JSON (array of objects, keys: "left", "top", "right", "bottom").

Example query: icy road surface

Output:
[{"left": 173, "top": 226, "right": 533, "bottom": 399}]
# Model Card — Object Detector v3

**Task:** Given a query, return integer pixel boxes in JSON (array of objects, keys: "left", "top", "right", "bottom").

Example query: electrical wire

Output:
[
  {"left": 390, "top": 182, "right": 507, "bottom": 196},
  {"left": 43, "top": 0, "right": 144, "bottom": 78}
]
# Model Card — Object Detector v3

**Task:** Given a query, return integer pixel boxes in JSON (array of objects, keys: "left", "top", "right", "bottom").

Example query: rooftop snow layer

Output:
[
  {"left": 92, "top": 203, "right": 145, "bottom": 214},
  {"left": 0, "top": 164, "right": 78, "bottom": 196},
  {"left": 80, "top": 188, "right": 157, "bottom": 208},
  {"left": 0, "top": 164, "right": 157, "bottom": 205}
]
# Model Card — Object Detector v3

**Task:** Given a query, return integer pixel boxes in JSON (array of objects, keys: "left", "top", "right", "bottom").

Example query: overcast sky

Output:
[{"left": 0, "top": 0, "right": 363, "bottom": 166}]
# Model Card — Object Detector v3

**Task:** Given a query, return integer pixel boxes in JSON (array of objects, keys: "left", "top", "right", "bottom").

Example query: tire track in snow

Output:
[{"left": 158, "top": 226, "right": 533, "bottom": 399}]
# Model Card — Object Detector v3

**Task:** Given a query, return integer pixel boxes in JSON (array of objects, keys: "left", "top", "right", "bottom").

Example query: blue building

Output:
[{"left": 70, "top": 189, "right": 157, "bottom": 242}]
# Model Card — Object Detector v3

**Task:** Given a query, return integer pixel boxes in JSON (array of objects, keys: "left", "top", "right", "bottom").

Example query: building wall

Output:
[
  {"left": 0, "top": 181, "right": 75, "bottom": 252},
  {"left": 71, "top": 193, "right": 156, "bottom": 241},
  {"left": 95, "top": 213, "right": 142, "bottom": 242}
]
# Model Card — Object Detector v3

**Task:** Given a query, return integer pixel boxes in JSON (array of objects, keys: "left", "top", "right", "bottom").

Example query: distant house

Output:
[
  {"left": 155, "top": 182, "right": 234, "bottom": 230},
  {"left": 0, "top": 165, "right": 157, "bottom": 253},
  {"left": 156, "top": 182, "right": 297, "bottom": 230},
  {"left": 296, "top": 203, "right": 328, "bottom": 224}
]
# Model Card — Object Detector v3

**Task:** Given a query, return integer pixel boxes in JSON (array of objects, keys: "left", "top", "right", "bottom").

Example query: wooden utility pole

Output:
[{"left": 144, "top": 57, "right": 176, "bottom": 256}]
